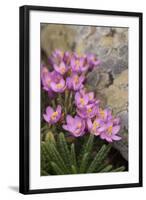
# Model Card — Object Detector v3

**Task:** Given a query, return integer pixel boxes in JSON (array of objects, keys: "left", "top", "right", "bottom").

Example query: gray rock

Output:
[
  {"left": 118, "top": 110, "right": 128, "bottom": 131},
  {"left": 113, "top": 138, "right": 128, "bottom": 161},
  {"left": 96, "top": 27, "right": 111, "bottom": 35},
  {"left": 86, "top": 69, "right": 100, "bottom": 89},
  {"left": 118, "top": 45, "right": 128, "bottom": 57},
  {"left": 112, "top": 59, "right": 128, "bottom": 75}
]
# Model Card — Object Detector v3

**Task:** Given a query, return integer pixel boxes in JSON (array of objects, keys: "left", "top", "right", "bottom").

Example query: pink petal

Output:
[
  {"left": 56, "top": 105, "right": 62, "bottom": 113},
  {"left": 75, "top": 92, "right": 80, "bottom": 101},
  {"left": 87, "top": 119, "right": 92, "bottom": 131},
  {"left": 43, "top": 114, "right": 49, "bottom": 123},
  {"left": 106, "top": 137, "right": 113, "bottom": 143},
  {"left": 112, "top": 125, "right": 120, "bottom": 134},
  {"left": 46, "top": 106, "right": 54, "bottom": 115},
  {"left": 98, "top": 126, "right": 106, "bottom": 132},
  {"left": 112, "top": 135, "right": 121, "bottom": 141},
  {"left": 100, "top": 133, "right": 106, "bottom": 139},
  {"left": 113, "top": 117, "right": 120, "bottom": 125},
  {"left": 66, "top": 115, "right": 73, "bottom": 125},
  {"left": 62, "top": 125, "right": 68, "bottom": 131},
  {"left": 94, "top": 132, "right": 100, "bottom": 136}
]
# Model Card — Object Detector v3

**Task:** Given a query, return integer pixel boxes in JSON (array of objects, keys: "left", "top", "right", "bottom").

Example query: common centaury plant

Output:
[{"left": 41, "top": 50, "right": 125, "bottom": 176}]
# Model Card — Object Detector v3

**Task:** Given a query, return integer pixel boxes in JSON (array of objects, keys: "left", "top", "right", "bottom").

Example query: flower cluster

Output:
[{"left": 41, "top": 49, "right": 121, "bottom": 143}]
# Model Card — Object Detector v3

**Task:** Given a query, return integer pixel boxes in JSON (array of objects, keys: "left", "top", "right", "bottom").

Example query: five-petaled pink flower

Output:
[
  {"left": 62, "top": 115, "right": 85, "bottom": 137},
  {"left": 54, "top": 61, "right": 67, "bottom": 75},
  {"left": 66, "top": 73, "right": 85, "bottom": 91},
  {"left": 100, "top": 121, "right": 121, "bottom": 143},
  {"left": 87, "top": 118, "right": 105, "bottom": 136},
  {"left": 43, "top": 105, "right": 62, "bottom": 124},
  {"left": 50, "top": 72, "right": 66, "bottom": 93}
]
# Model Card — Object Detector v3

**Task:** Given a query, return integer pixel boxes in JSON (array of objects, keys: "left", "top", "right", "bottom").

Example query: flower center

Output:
[
  {"left": 107, "top": 125, "right": 113, "bottom": 135},
  {"left": 51, "top": 111, "right": 58, "bottom": 120},
  {"left": 47, "top": 78, "right": 51, "bottom": 86},
  {"left": 87, "top": 108, "right": 92, "bottom": 113},
  {"left": 89, "top": 94, "right": 93, "bottom": 100},
  {"left": 75, "top": 60, "right": 80, "bottom": 68},
  {"left": 74, "top": 76, "right": 79, "bottom": 84},
  {"left": 99, "top": 109, "right": 105, "bottom": 118},
  {"left": 80, "top": 98, "right": 85, "bottom": 105},
  {"left": 60, "top": 66, "right": 66, "bottom": 73},
  {"left": 56, "top": 83, "right": 63, "bottom": 88},
  {"left": 77, "top": 122, "right": 82, "bottom": 129},
  {"left": 93, "top": 121, "right": 99, "bottom": 129}
]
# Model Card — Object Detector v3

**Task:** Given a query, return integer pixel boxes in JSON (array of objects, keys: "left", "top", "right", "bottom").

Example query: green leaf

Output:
[
  {"left": 111, "top": 166, "right": 125, "bottom": 172},
  {"left": 51, "top": 162, "right": 64, "bottom": 175},
  {"left": 79, "top": 134, "right": 94, "bottom": 163},
  {"left": 48, "top": 142, "right": 68, "bottom": 173},
  {"left": 45, "top": 131, "right": 56, "bottom": 145},
  {"left": 87, "top": 144, "right": 111, "bottom": 173},
  {"left": 41, "top": 143, "right": 51, "bottom": 172},
  {"left": 70, "top": 143, "right": 77, "bottom": 169},
  {"left": 100, "top": 165, "right": 113, "bottom": 172},
  {"left": 71, "top": 165, "right": 77, "bottom": 174},
  {"left": 96, "top": 163, "right": 108, "bottom": 172},
  {"left": 41, "top": 170, "right": 48, "bottom": 176},
  {"left": 79, "top": 153, "right": 90, "bottom": 173},
  {"left": 58, "top": 133, "right": 72, "bottom": 169}
]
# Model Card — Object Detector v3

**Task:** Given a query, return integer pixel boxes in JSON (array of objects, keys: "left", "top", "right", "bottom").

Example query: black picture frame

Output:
[{"left": 19, "top": 5, "right": 143, "bottom": 194}]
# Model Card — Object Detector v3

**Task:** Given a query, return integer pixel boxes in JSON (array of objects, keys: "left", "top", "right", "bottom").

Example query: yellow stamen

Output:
[
  {"left": 56, "top": 83, "right": 62, "bottom": 88},
  {"left": 76, "top": 60, "right": 80, "bottom": 67},
  {"left": 51, "top": 111, "right": 58, "bottom": 120},
  {"left": 99, "top": 109, "right": 105, "bottom": 118},
  {"left": 74, "top": 76, "right": 79, "bottom": 84},
  {"left": 89, "top": 94, "right": 93, "bottom": 100},
  {"left": 80, "top": 98, "right": 85, "bottom": 105},
  {"left": 77, "top": 122, "right": 82, "bottom": 129},
  {"left": 75, "top": 60, "right": 80, "bottom": 70},
  {"left": 47, "top": 79, "right": 51, "bottom": 86},
  {"left": 107, "top": 125, "right": 113, "bottom": 135},
  {"left": 87, "top": 108, "right": 92, "bottom": 113},
  {"left": 93, "top": 121, "right": 99, "bottom": 129},
  {"left": 60, "top": 66, "right": 65, "bottom": 73}
]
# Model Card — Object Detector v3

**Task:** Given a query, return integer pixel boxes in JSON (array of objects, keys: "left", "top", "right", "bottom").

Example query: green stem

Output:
[
  {"left": 58, "top": 93, "right": 63, "bottom": 106},
  {"left": 41, "top": 124, "right": 48, "bottom": 132},
  {"left": 68, "top": 91, "right": 73, "bottom": 113},
  {"left": 64, "top": 90, "right": 69, "bottom": 114},
  {"left": 52, "top": 99, "right": 56, "bottom": 108}
]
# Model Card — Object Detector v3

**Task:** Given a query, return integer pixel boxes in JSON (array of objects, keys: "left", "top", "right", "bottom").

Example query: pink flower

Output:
[
  {"left": 54, "top": 61, "right": 67, "bottom": 75},
  {"left": 63, "top": 51, "right": 72, "bottom": 67},
  {"left": 62, "top": 115, "right": 85, "bottom": 137},
  {"left": 87, "top": 118, "right": 105, "bottom": 136},
  {"left": 41, "top": 67, "right": 55, "bottom": 97},
  {"left": 100, "top": 121, "right": 121, "bottom": 143},
  {"left": 43, "top": 105, "right": 62, "bottom": 124},
  {"left": 75, "top": 90, "right": 89, "bottom": 109},
  {"left": 75, "top": 89, "right": 99, "bottom": 109},
  {"left": 77, "top": 103, "right": 99, "bottom": 119},
  {"left": 97, "top": 108, "right": 113, "bottom": 122},
  {"left": 50, "top": 71, "right": 66, "bottom": 93},
  {"left": 49, "top": 49, "right": 64, "bottom": 66},
  {"left": 71, "top": 55, "right": 85, "bottom": 72},
  {"left": 87, "top": 53, "right": 101, "bottom": 70},
  {"left": 41, "top": 67, "right": 52, "bottom": 91},
  {"left": 66, "top": 73, "right": 85, "bottom": 91}
]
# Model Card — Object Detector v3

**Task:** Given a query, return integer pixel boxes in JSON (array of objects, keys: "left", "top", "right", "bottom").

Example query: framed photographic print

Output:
[{"left": 19, "top": 5, "right": 143, "bottom": 194}]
